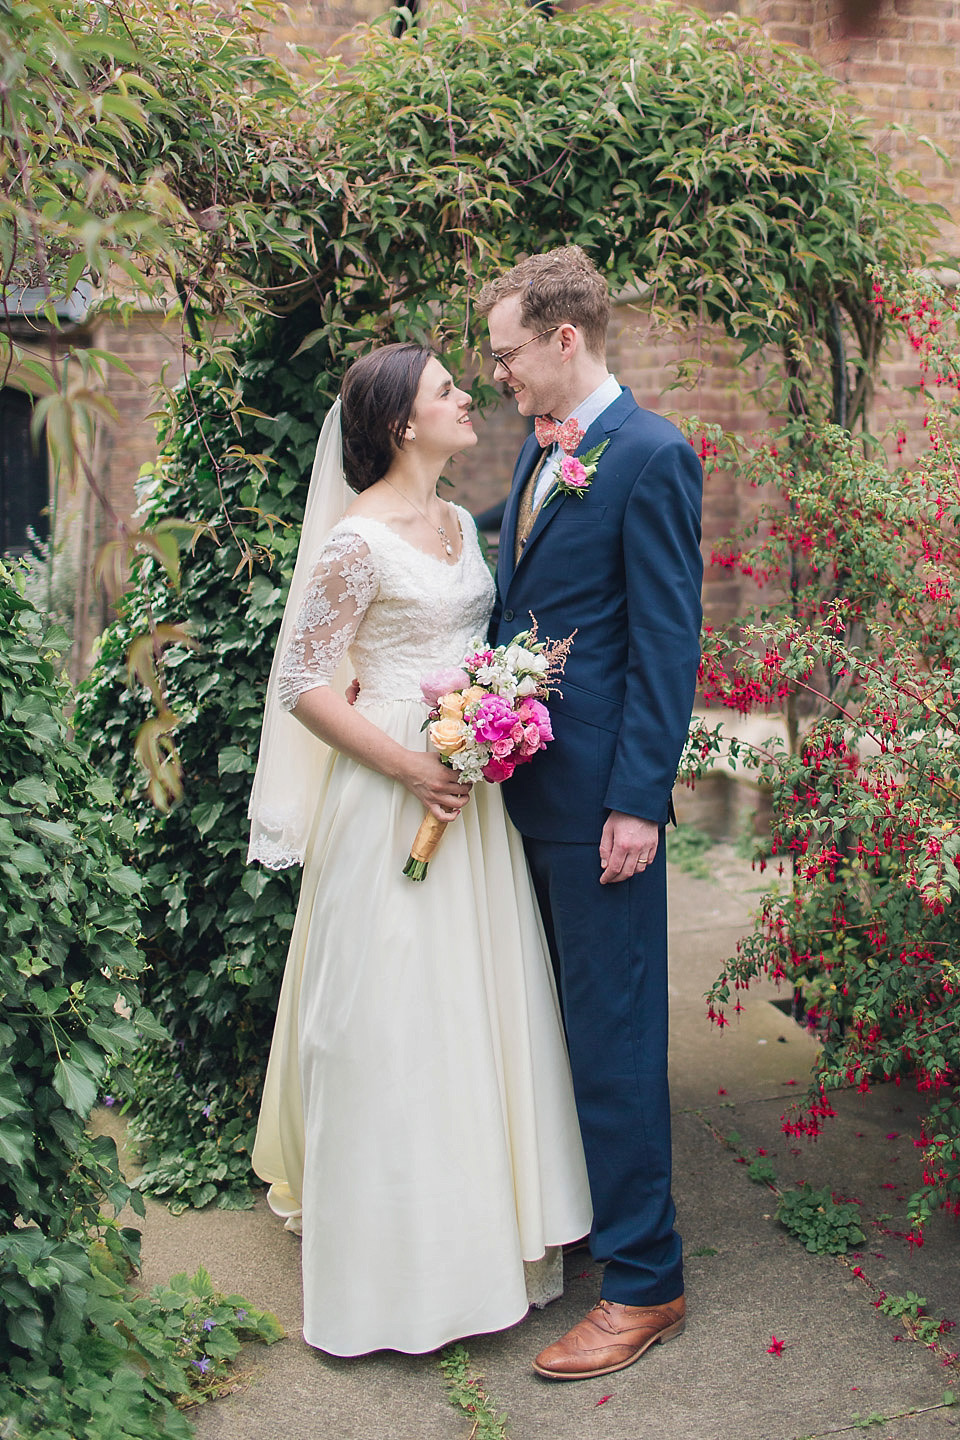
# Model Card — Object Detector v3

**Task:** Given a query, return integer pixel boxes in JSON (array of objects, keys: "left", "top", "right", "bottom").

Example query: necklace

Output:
[{"left": 383, "top": 479, "right": 455, "bottom": 557}]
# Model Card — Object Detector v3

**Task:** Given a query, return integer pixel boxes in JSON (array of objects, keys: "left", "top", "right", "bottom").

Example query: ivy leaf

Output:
[{"left": 53, "top": 1057, "right": 99, "bottom": 1116}]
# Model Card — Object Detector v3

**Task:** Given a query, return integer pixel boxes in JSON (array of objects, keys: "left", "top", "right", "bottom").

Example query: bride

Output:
[{"left": 247, "top": 342, "right": 591, "bottom": 1358}]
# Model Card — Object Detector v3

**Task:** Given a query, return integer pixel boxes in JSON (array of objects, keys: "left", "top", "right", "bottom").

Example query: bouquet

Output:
[{"left": 403, "top": 623, "right": 573, "bottom": 880}]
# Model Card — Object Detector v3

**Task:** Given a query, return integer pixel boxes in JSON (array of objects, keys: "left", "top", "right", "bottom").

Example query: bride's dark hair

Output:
[{"left": 340, "top": 342, "right": 433, "bottom": 493}]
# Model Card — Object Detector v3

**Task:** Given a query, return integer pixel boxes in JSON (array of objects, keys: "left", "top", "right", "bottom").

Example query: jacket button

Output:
[{"left": 503, "top": 608, "right": 514, "bottom": 622}]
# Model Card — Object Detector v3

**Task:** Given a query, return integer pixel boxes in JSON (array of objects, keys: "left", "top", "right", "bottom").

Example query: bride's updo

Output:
[{"left": 340, "top": 342, "right": 432, "bottom": 493}]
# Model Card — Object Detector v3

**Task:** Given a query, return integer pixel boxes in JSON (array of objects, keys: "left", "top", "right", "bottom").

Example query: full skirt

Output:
[{"left": 252, "top": 698, "right": 592, "bottom": 1356}]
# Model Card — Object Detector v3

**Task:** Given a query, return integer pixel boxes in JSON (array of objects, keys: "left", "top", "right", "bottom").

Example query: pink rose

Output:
[
  {"left": 560, "top": 456, "right": 589, "bottom": 489},
  {"left": 491, "top": 735, "right": 516, "bottom": 759},
  {"left": 482, "top": 755, "right": 516, "bottom": 783},
  {"left": 421, "top": 667, "right": 470, "bottom": 707},
  {"left": 520, "top": 722, "right": 543, "bottom": 754}
]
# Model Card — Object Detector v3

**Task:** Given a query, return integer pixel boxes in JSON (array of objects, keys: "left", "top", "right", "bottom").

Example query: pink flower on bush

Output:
[
  {"left": 471, "top": 694, "right": 517, "bottom": 744},
  {"left": 421, "top": 667, "right": 470, "bottom": 707}
]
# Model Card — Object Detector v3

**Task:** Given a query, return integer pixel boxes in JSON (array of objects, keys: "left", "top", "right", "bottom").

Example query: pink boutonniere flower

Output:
[{"left": 544, "top": 438, "right": 610, "bottom": 508}]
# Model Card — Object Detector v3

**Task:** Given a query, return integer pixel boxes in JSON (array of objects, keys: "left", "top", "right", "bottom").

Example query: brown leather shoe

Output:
[{"left": 533, "top": 1295, "right": 685, "bottom": 1380}]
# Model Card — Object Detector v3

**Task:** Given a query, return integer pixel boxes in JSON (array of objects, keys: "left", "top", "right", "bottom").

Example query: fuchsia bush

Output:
[{"left": 683, "top": 272, "right": 960, "bottom": 1231}]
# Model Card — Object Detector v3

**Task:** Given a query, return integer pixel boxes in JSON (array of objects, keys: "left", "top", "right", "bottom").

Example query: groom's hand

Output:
[{"left": 599, "top": 812, "right": 659, "bottom": 884}]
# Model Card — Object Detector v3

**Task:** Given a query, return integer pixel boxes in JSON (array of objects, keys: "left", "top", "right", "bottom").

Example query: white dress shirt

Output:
[{"left": 532, "top": 374, "right": 623, "bottom": 509}]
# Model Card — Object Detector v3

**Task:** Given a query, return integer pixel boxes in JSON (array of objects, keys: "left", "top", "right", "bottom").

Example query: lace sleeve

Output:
[{"left": 277, "top": 530, "right": 378, "bottom": 711}]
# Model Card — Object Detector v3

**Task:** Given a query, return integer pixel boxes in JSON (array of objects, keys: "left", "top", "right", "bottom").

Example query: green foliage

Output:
[
  {"left": 747, "top": 1156, "right": 778, "bottom": 1186},
  {"left": 75, "top": 324, "right": 313, "bottom": 1201},
  {"left": 439, "top": 1344, "right": 510, "bottom": 1440},
  {"left": 0, "top": 1245, "right": 282, "bottom": 1440},
  {"left": 0, "top": 565, "right": 147, "bottom": 1241},
  {"left": 0, "top": 572, "right": 280, "bottom": 1437},
  {"left": 69, "top": 0, "right": 944, "bottom": 1206},
  {"left": 695, "top": 273, "right": 960, "bottom": 1227},
  {"left": 875, "top": 1290, "right": 956, "bottom": 1349},
  {"left": 126, "top": 1042, "right": 262, "bottom": 1213},
  {"left": 667, "top": 823, "right": 718, "bottom": 878},
  {"left": 776, "top": 1185, "right": 866, "bottom": 1254}
]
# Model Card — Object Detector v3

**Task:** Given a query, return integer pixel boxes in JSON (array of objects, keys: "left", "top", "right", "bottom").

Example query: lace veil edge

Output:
[{"left": 247, "top": 398, "right": 355, "bottom": 868}]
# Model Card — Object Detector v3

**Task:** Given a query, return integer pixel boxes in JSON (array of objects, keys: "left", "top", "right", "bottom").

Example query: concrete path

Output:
[{"left": 104, "top": 846, "right": 960, "bottom": 1440}]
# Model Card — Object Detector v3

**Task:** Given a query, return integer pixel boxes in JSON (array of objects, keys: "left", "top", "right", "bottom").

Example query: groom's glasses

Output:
[{"left": 490, "top": 326, "right": 561, "bottom": 375}]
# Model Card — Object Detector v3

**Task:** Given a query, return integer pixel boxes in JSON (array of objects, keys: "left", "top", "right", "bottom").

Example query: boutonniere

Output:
[{"left": 543, "top": 439, "right": 610, "bottom": 509}]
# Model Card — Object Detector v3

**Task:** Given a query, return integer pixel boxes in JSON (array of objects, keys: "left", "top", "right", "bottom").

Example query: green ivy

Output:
[{"left": 0, "top": 564, "right": 149, "bottom": 1242}]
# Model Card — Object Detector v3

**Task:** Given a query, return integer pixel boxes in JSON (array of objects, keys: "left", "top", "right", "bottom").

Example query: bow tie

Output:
[{"left": 534, "top": 415, "right": 585, "bottom": 454}]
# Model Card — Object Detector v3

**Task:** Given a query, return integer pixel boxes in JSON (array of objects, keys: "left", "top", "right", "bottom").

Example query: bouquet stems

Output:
[{"left": 403, "top": 811, "right": 450, "bottom": 881}]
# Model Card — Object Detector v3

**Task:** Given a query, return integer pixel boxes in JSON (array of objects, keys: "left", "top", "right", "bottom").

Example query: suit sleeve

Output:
[{"left": 603, "top": 438, "right": 703, "bottom": 823}]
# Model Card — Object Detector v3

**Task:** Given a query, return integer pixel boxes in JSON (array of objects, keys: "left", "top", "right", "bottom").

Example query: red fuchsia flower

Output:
[{"left": 767, "top": 1336, "right": 785, "bottom": 1356}]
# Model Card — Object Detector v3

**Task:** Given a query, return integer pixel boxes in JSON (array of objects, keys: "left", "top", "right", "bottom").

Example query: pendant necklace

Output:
[{"left": 384, "top": 479, "right": 454, "bottom": 556}]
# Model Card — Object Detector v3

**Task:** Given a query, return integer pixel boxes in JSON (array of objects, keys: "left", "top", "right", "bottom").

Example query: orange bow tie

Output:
[{"left": 534, "top": 415, "right": 585, "bottom": 453}]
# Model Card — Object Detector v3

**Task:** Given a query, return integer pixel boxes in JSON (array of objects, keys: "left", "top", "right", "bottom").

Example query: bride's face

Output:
[{"left": 408, "top": 357, "right": 477, "bottom": 458}]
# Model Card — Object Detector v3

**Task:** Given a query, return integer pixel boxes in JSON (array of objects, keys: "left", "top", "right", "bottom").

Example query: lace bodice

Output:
[{"left": 278, "top": 507, "right": 496, "bottom": 710}]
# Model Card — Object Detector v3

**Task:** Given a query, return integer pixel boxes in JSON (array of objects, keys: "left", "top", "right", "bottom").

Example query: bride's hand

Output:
[{"left": 401, "top": 752, "right": 472, "bottom": 822}]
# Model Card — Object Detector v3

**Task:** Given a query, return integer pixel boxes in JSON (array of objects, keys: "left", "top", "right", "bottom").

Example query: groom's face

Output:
[{"left": 487, "top": 295, "right": 564, "bottom": 419}]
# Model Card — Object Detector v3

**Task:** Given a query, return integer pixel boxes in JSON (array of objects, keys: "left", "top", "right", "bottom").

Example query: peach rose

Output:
[
  {"left": 429, "top": 717, "right": 468, "bottom": 756},
  {"left": 439, "top": 692, "right": 467, "bottom": 720},
  {"left": 461, "top": 686, "right": 487, "bottom": 709}
]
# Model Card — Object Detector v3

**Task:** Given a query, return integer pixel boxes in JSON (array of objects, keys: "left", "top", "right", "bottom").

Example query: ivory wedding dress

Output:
[{"left": 251, "top": 506, "right": 592, "bottom": 1357}]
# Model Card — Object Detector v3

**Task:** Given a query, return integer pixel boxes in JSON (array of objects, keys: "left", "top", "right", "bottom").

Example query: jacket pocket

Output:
[{"left": 555, "top": 679, "right": 623, "bottom": 734}]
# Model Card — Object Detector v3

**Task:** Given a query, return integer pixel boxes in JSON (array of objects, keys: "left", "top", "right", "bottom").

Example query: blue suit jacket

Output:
[{"left": 490, "top": 388, "right": 703, "bottom": 843}]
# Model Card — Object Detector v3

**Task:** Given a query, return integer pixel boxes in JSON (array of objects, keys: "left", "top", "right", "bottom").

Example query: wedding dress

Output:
[{"left": 251, "top": 506, "right": 592, "bottom": 1357}]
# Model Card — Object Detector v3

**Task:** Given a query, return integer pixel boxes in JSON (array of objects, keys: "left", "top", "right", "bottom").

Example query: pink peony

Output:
[
  {"left": 471, "top": 694, "right": 518, "bottom": 744},
  {"left": 482, "top": 755, "right": 516, "bottom": 783},
  {"left": 421, "top": 667, "right": 470, "bottom": 707}
]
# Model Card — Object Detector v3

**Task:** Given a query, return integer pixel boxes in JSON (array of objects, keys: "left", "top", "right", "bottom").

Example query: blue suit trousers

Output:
[{"left": 523, "top": 830, "right": 684, "bottom": 1307}]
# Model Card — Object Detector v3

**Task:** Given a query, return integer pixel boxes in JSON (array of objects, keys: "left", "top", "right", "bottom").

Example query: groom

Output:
[{"left": 476, "top": 247, "right": 703, "bottom": 1380}]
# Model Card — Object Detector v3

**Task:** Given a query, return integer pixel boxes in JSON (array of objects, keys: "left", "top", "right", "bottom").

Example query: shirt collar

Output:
[{"left": 561, "top": 374, "right": 622, "bottom": 434}]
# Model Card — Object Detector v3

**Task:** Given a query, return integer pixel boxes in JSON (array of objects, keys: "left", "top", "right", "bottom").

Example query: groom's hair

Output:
[
  {"left": 340, "top": 342, "right": 432, "bottom": 492},
  {"left": 475, "top": 246, "right": 609, "bottom": 358}
]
